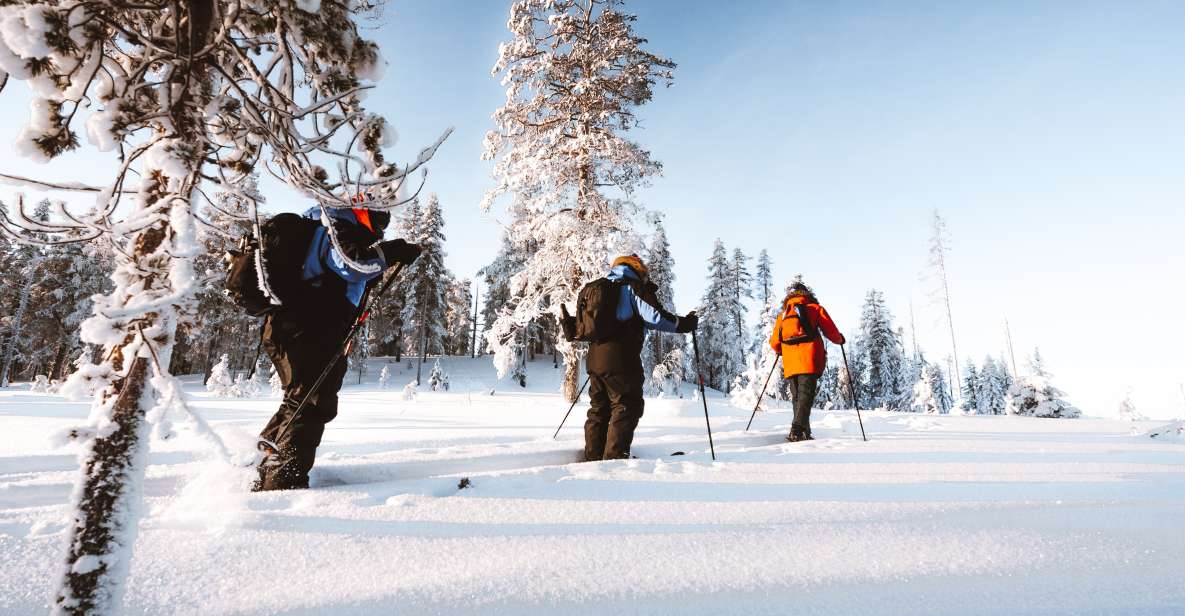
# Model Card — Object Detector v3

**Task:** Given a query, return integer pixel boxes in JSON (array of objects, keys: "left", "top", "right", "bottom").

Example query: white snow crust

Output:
[{"left": 1, "top": 356, "right": 1183, "bottom": 615}]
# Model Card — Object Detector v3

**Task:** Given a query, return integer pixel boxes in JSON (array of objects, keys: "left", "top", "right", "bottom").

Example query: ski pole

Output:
[
  {"left": 552, "top": 375, "right": 590, "bottom": 439},
  {"left": 745, "top": 354, "right": 780, "bottom": 432},
  {"left": 690, "top": 328, "right": 716, "bottom": 461},
  {"left": 839, "top": 343, "right": 868, "bottom": 442},
  {"left": 267, "top": 262, "right": 406, "bottom": 449}
]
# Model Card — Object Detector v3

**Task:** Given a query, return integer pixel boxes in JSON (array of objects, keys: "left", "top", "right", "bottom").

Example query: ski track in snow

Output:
[{"left": 1, "top": 357, "right": 1183, "bottom": 615}]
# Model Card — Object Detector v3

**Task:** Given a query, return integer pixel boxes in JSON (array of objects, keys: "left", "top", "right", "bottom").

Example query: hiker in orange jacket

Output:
[{"left": 768, "top": 279, "right": 846, "bottom": 441}]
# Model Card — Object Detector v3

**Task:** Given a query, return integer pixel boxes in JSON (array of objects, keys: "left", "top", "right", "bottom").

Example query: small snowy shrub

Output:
[
  {"left": 29, "top": 375, "right": 52, "bottom": 393},
  {"left": 1117, "top": 392, "right": 1145, "bottom": 421},
  {"left": 402, "top": 381, "right": 418, "bottom": 401},
  {"left": 207, "top": 355, "right": 235, "bottom": 396},
  {"left": 427, "top": 359, "right": 448, "bottom": 392},
  {"left": 378, "top": 365, "right": 391, "bottom": 389},
  {"left": 1005, "top": 375, "right": 1080, "bottom": 418}
]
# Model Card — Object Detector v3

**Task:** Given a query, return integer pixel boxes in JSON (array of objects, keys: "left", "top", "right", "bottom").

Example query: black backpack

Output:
[
  {"left": 572, "top": 277, "right": 625, "bottom": 342},
  {"left": 223, "top": 213, "right": 320, "bottom": 317}
]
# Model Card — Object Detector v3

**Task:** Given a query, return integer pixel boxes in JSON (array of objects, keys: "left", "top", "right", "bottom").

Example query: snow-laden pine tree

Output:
[
  {"left": 481, "top": 0, "right": 675, "bottom": 401},
  {"left": 977, "top": 355, "right": 1010, "bottom": 415},
  {"left": 443, "top": 278, "right": 474, "bottom": 356},
  {"left": 814, "top": 363, "right": 841, "bottom": 409},
  {"left": 642, "top": 217, "right": 678, "bottom": 391},
  {"left": 755, "top": 250, "right": 773, "bottom": 315},
  {"left": 696, "top": 240, "right": 745, "bottom": 392},
  {"left": 951, "top": 359, "right": 980, "bottom": 415},
  {"left": 378, "top": 365, "right": 392, "bottom": 390},
  {"left": 402, "top": 194, "right": 449, "bottom": 384},
  {"left": 0, "top": 2, "right": 447, "bottom": 611},
  {"left": 1005, "top": 350, "right": 1081, "bottom": 418},
  {"left": 924, "top": 210, "right": 961, "bottom": 384},
  {"left": 0, "top": 200, "right": 47, "bottom": 386},
  {"left": 911, "top": 361, "right": 953, "bottom": 414},
  {"left": 852, "top": 289, "right": 910, "bottom": 410},
  {"left": 729, "top": 248, "right": 753, "bottom": 358}
]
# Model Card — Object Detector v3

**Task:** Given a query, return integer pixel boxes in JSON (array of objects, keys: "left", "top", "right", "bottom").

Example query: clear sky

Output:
[{"left": 1, "top": 1, "right": 1182, "bottom": 417}]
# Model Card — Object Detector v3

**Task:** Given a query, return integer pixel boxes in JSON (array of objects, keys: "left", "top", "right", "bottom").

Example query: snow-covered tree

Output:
[
  {"left": 951, "top": 360, "right": 980, "bottom": 415},
  {"left": 378, "top": 365, "right": 392, "bottom": 390},
  {"left": 0, "top": 2, "right": 447, "bottom": 610},
  {"left": 443, "top": 278, "right": 474, "bottom": 356},
  {"left": 1117, "top": 390, "right": 1144, "bottom": 422},
  {"left": 924, "top": 210, "right": 961, "bottom": 386},
  {"left": 977, "top": 355, "right": 1011, "bottom": 415},
  {"left": 403, "top": 194, "right": 449, "bottom": 384},
  {"left": 481, "top": 0, "right": 675, "bottom": 402},
  {"left": 911, "top": 361, "right": 953, "bottom": 414},
  {"left": 642, "top": 217, "right": 677, "bottom": 391},
  {"left": 1005, "top": 350, "right": 1081, "bottom": 418},
  {"left": 0, "top": 200, "right": 47, "bottom": 386},
  {"left": 206, "top": 355, "right": 235, "bottom": 397},
  {"left": 729, "top": 247, "right": 752, "bottom": 357},
  {"left": 695, "top": 240, "right": 745, "bottom": 391},
  {"left": 852, "top": 290, "right": 910, "bottom": 410},
  {"left": 427, "top": 358, "right": 449, "bottom": 392},
  {"left": 754, "top": 250, "right": 773, "bottom": 315},
  {"left": 815, "top": 363, "right": 841, "bottom": 410}
]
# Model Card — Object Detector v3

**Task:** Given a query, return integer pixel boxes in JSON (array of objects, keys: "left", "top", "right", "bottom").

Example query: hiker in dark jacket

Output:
[
  {"left": 254, "top": 204, "right": 420, "bottom": 491},
  {"left": 583, "top": 255, "right": 698, "bottom": 461}
]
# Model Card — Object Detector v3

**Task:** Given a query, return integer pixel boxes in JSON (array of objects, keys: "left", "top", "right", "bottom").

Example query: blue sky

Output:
[{"left": 1, "top": 1, "right": 1182, "bottom": 416}]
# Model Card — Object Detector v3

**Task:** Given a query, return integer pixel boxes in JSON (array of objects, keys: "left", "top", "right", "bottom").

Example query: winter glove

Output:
[
  {"left": 377, "top": 239, "right": 421, "bottom": 265},
  {"left": 675, "top": 311, "right": 698, "bottom": 333},
  {"left": 559, "top": 304, "right": 577, "bottom": 342}
]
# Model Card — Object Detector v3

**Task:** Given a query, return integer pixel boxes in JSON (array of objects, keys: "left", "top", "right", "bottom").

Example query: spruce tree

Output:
[
  {"left": 696, "top": 240, "right": 745, "bottom": 391},
  {"left": 643, "top": 218, "right": 677, "bottom": 390},
  {"left": 403, "top": 195, "right": 449, "bottom": 384},
  {"left": 481, "top": 0, "right": 675, "bottom": 401},
  {"left": 853, "top": 289, "right": 910, "bottom": 410}
]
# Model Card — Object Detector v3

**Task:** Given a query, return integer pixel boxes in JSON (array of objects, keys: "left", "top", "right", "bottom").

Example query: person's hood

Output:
[
  {"left": 783, "top": 293, "right": 812, "bottom": 308},
  {"left": 303, "top": 206, "right": 388, "bottom": 233},
  {"left": 607, "top": 263, "right": 642, "bottom": 282}
]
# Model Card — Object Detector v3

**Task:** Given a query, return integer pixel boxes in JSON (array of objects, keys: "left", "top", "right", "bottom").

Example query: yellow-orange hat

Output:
[{"left": 611, "top": 254, "right": 649, "bottom": 279}]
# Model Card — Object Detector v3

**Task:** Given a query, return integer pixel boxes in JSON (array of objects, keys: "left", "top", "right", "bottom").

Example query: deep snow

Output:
[{"left": 1, "top": 356, "right": 1183, "bottom": 615}]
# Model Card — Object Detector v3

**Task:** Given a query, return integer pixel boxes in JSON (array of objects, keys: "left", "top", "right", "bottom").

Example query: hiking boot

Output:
[{"left": 787, "top": 433, "right": 804, "bottom": 442}]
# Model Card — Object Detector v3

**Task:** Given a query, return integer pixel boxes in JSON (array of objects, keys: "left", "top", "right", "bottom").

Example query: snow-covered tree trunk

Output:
[{"left": 926, "top": 210, "right": 961, "bottom": 384}]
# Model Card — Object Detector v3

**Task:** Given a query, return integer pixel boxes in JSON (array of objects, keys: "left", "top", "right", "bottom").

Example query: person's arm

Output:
[
  {"left": 814, "top": 305, "right": 846, "bottom": 345},
  {"left": 624, "top": 284, "right": 679, "bottom": 332},
  {"left": 323, "top": 218, "right": 386, "bottom": 283},
  {"left": 769, "top": 312, "right": 784, "bottom": 353}
]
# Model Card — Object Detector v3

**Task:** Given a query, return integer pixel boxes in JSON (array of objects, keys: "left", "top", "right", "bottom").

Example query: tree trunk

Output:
[
  {"left": 55, "top": 356, "right": 152, "bottom": 615},
  {"left": 560, "top": 339, "right": 580, "bottom": 403},
  {"left": 0, "top": 262, "right": 37, "bottom": 387}
]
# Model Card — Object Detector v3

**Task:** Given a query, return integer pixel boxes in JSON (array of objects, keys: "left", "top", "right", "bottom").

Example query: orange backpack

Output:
[{"left": 780, "top": 303, "right": 820, "bottom": 345}]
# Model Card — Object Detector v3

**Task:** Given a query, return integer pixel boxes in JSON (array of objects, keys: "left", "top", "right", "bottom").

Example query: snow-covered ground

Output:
[{"left": 2, "top": 357, "right": 1183, "bottom": 615}]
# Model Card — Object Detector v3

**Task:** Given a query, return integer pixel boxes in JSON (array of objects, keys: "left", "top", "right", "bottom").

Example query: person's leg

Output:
[
  {"left": 791, "top": 374, "right": 818, "bottom": 439},
  {"left": 583, "top": 373, "right": 611, "bottom": 462},
  {"left": 603, "top": 371, "right": 645, "bottom": 460},
  {"left": 787, "top": 375, "right": 802, "bottom": 439},
  {"left": 258, "top": 323, "right": 347, "bottom": 490}
]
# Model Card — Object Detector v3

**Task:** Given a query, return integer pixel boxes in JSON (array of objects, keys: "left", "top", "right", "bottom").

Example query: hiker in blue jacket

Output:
[
  {"left": 255, "top": 205, "right": 420, "bottom": 491},
  {"left": 582, "top": 255, "right": 698, "bottom": 460}
]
